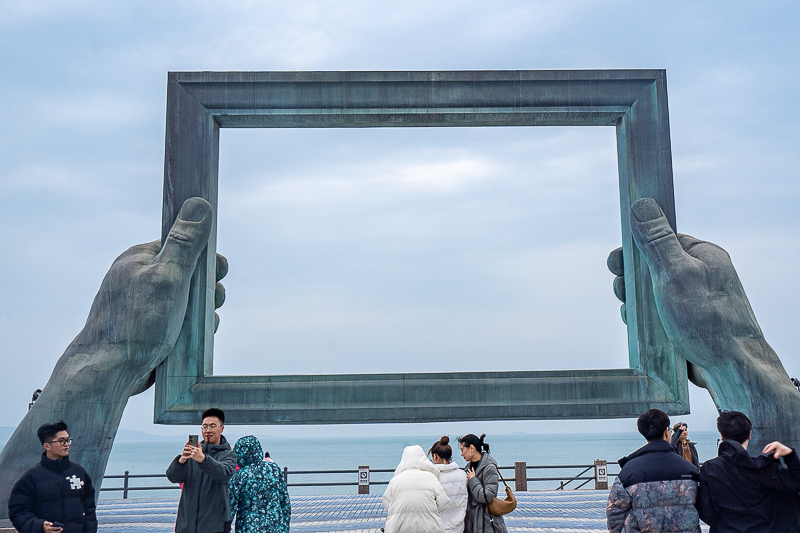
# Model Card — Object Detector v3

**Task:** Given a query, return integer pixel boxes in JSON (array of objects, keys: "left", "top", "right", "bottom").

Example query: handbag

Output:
[{"left": 487, "top": 469, "right": 517, "bottom": 516}]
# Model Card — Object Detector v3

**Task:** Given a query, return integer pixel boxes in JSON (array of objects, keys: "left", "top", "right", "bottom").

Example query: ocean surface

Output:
[{"left": 88, "top": 430, "right": 720, "bottom": 499}]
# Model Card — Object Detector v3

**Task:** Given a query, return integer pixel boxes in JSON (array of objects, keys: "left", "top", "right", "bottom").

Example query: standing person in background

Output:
[
  {"left": 606, "top": 409, "right": 700, "bottom": 533},
  {"left": 382, "top": 445, "right": 449, "bottom": 533},
  {"left": 671, "top": 422, "right": 699, "bottom": 467},
  {"left": 458, "top": 434, "right": 507, "bottom": 533},
  {"left": 166, "top": 408, "right": 237, "bottom": 533},
  {"left": 429, "top": 436, "right": 468, "bottom": 533},
  {"left": 696, "top": 411, "right": 800, "bottom": 532},
  {"left": 229, "top": 436, "right": 290, "bottom": 533}
]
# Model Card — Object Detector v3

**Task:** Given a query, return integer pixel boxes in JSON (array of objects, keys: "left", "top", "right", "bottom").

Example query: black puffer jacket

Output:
[
  {"left": 697, "top": 440, "right": 800, "bottom": 532},
  {"left": 8, "top": 453, "right": 97, "bottom": 533}
]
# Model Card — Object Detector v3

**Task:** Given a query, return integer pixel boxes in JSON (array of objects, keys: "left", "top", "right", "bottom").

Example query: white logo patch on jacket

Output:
[{"left": 66, "top": 475, "right": 84, "bottom": 490}]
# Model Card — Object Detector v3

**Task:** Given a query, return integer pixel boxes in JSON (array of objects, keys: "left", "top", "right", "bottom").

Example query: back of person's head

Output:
[
  {"left": 37, "top": 420, "right": 68, "bottom": 445},
  {"left": 637, "top": 409, "right": 670, "bottom": 441},
  {"left": 202, "top": 407, "right": 225, "bottom": 424},
  {"left": 717, "top": 411, "right": 751, "bottom": 444},
  {"left": 429, "top": 435, "right": 453, "bottom": 460},
  {"left": 458, "top": 433, "right": 490, "bottom": 454}
]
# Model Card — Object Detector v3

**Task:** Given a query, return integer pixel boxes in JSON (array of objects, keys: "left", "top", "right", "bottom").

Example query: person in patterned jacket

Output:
[
  {"left": 229, "top": 436, "right": 290, "bottom": 533},
  {"left": 606, "top": 409, "right": 700, "bottom": 533}
]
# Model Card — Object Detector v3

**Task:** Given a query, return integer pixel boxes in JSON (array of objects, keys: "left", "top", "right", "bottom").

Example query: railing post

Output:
[
  {"left": 594, "top": 460, "right": 608, "bottom": 490},
  {"left": 514, "top": 461, "right": 527, "bottom": 492},
  {"left": 358, "top": 465, "right": 370, "bottom": 494},
  {"left": 122, "top": 470, "right": 130, "bottom": 499},
  {"left": 283, "top": 466, "right": 288, "bottom": 485}
]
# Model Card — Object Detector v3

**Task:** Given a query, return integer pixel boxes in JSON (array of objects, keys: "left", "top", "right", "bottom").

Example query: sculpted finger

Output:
[
  {"left": 612, "top": 275, "right": 626, "bottom": 302},
  {"left": 607, "top": 247, "right": 624, "bottom": 276},
  {"left": 629, "top": 198, "right": 690, "bottom": 277},
  {"left": 157, "top": 198, "right": 213, "bottom": 273},
  {"left": 216, "top": 254, "right": 229, "bottom": 282},
  {"left": 214, "top": 281, "right": 226, "bottom": 309}
]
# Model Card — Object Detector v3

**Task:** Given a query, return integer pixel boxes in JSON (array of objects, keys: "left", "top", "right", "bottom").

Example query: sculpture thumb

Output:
[
  {"left": 158, "top": 197, "right": 213, "bottom": 270},
  {"left": 629, "top": 198, "right": 688, "bottom": 277}
]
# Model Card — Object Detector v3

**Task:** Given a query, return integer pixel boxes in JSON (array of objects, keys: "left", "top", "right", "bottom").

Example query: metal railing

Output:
[{"left": 100, "top": 461, "right": 620, "bottom": 499}]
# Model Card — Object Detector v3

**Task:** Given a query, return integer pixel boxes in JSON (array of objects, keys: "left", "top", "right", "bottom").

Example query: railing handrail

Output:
[{"left": 100, "top": 461, "right": 621, "bottom": 498}]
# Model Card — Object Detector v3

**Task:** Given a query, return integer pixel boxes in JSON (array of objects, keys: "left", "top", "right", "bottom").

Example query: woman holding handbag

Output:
[{"left": 458, "top": 434, "right": 508, "bottom": 533}]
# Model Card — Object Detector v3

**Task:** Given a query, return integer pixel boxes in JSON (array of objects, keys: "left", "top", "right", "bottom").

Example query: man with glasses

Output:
[
  {"left": 8, "top": 420, "right": 97, "bottom": 533},
  {"left": 167, "top": 408, "right": 237, "bottom": 533}
]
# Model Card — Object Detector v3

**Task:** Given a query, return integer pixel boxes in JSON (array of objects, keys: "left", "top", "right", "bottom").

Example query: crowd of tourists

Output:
[{"left": 6, "top": 406, "right": 800, "bottom": 533}]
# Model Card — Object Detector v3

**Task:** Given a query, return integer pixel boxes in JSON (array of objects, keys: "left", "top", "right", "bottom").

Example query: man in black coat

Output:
[
  {"left": 697, "top": 411, "right": 800, "bottom": 532},
  {"left": 8, "top": 421, "right": 97, "bottom": 533}
]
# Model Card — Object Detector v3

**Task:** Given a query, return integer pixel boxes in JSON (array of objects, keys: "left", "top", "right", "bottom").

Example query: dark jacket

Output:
[
  {"left": 696, "top": 440, "right": 800, "bottom": 532},
  {"left": 229, "top": 436, "right": 291, "bottom": 533},
  {"left": 464, "top": 453, "right": 507, "bottom": 533},
  {"left": 167, "top": 436, "right": 238, "bottom": 533},
  {"left": 8, "top": 453, "right": 97, "bottom": 533},
  {"left": 606, "top": 440, "right": 700, "bottom": 533},
  {"left": 670, "top": 429, "right": 699, "bottom": 468}
]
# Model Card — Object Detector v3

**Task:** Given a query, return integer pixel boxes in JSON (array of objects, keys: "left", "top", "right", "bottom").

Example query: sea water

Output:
[{"left": 96, "top": 431, "right": 720, "bottom": 499}]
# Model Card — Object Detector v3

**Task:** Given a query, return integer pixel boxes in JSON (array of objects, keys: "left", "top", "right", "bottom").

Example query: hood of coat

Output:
[
  {"left": 394, "top": 445, "right": 440, "bottom": 478},
  {"left": 233, "top": 435, "right": 264, "bottom": 468},
  {"left": 435, "top": 461, "right": 462, "bottom": 473}
]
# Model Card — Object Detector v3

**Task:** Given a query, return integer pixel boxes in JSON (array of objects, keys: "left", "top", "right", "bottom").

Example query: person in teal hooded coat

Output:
[{"left": 229, "top": 436, "right": 291, "bottom": 533}]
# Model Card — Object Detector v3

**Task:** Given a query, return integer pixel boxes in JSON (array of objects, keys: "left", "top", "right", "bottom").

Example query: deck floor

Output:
[{"left": 95, "top": 491, "right": 710, "bottom": 532}]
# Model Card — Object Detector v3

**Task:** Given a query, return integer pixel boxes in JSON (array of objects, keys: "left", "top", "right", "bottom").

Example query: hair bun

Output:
[{"left": 440, "top": 435, "right": 449, "bottom": 445}]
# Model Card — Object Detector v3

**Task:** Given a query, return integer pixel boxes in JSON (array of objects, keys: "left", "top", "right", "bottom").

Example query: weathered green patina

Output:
[{"left": 157, "top": 70, "right": 687, "bottom": 424}]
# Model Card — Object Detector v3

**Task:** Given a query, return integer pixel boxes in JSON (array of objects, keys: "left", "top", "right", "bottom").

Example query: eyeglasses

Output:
[
  {"left": 201, "top": 424, "right": 221, "bottom": 430},
  {"left": 47, "top": 438, "right": 72, "bottom": 446}
]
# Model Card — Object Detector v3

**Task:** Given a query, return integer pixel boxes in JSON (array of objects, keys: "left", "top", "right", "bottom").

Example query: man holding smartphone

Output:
[
  {"left": 7, "top": 421, "right": 97, "bottom": 533},
  {"left": 166, "top": 408, "right": 237, "bottom": 533}
]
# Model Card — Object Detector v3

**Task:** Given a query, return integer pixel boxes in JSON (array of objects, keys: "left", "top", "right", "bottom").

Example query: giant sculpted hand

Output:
[
  {"left": 609, "top": 198, "right": 799, "bottom": 451},
  {"left": 0, "top": 198, "right": 225, "bottom": 517}
]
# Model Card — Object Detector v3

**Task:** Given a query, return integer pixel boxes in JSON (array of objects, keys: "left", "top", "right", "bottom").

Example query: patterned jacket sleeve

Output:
[
  {"left": 228, "top": 470, "right": 242, "bottom": 522},
  {"left": 606, "top": 477, "right": 631, "bottom": 533}
]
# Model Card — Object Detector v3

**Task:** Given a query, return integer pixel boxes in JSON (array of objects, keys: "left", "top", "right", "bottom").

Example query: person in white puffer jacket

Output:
[
  {"left": 382, "top": 445, "right": 450, "bottom": 533},
  {"left": 429, "top": 436, "right": 468, "bottom": 533}
]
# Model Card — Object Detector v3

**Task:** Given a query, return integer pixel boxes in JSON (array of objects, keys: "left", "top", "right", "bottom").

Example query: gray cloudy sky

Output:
[{"left": 1, "top": 2, "right": 799, "bottom": 440}]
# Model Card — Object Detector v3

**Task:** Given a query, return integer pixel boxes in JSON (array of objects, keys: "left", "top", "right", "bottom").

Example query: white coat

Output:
[
  {"left": 382, "top": 445, "right": 450, "bottom": 533},
  {"left": 435, "top": 461, "right": 468, "bottom": 533}
]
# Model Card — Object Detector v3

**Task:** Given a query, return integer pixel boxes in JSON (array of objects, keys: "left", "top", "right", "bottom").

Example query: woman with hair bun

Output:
[
  {"left": 458, "top": 434, "right": 507, "bottom": 533},
  {"left": 429, "top": 436, "right": 468, "bottom": 533}
]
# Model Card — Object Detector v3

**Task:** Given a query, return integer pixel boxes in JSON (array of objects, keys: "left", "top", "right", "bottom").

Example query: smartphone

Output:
[
  {"left": 52, "top": 523, "right": 64, "bottom": 529},
  {"left": 188, "top": 434, "right": 199, "bottom": 447}
]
